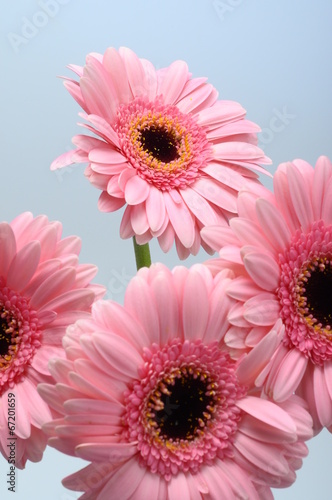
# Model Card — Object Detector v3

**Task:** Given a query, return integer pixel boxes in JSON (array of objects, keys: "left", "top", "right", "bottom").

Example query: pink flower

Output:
[
  {"left": 51, "top": 47, "right": 270, "bottom": 258},
  {"left": 202, "top": 155, "right": 332, "bottom": 433},
  {"left": 39, "top": 263, "right": 312, "bottom": 499},
  {"left": 0, "top": 212, "right": 104, "bottom": 468}
]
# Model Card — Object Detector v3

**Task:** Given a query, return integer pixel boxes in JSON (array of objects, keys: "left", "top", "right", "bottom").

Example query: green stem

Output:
[{"left": 133, "top": 237, "right": 152, "bottom": 270}]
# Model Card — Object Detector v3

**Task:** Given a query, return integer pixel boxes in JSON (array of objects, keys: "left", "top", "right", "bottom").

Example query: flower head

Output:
[
  {"left": 0, "top": 212, "right": 104, "bottom": 467},
  {"left": 39, "top": 263, "right": 312, "bottom": 499},
  {"left": 202, "top": 155, "right": 332, "bottom": 432},
  {"left": 51, "top": 47, "right": 270, "bottom": 258}
]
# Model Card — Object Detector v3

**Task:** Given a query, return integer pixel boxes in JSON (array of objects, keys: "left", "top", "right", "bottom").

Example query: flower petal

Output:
[
  {"left": 103, "top": 47, "right": 132, "bottom": 102},
  {"left": 93, "top": 330, "right": 142, "bottom": 380},
  {"left": 76, "top": 442, "right": 136, "bottom": 462},
  {"left": 130, "top": 203, "right": 149, "bottom": 235},
  {"left": 30, "top": 267, "right": 76, "bottom": 309},
  {"left": 236, "top": 396, "right": 296, "bottom": 434},
  {"left": 286, "top": 163, "right": 314, "bottom": 231},
  {"left": 255, "top": 198, "right": 291, "bottom": 253},
  {"left": 124, "top": 276, "right": 160, "bottom": 344},
  {"left": 201, "top": 225, "right": 237, "bottom": 253},
  {"left": 89, "top": 147, "right": 126, "bottom": 164},
  {"left": 242, "top": 249, "right": 280, "bottom": 291},
  {"left": 202, "top": 162, "right": 250, "bottom": 191},
  {"left": 204, "top": 277, "right": 234, "bottom": 343},
  {"left": 180, "top": 187, "right": 221, "bottom": 226},
  {"left": 236, "top": 321, "right": 283, "bottom": 386},
  {"left": 50, "top": 150, "right": 77, "bottom": 170},
  {"left": 97, "top": 457, "right": 146, "bottom": 500},
  {"left": 244, "top": 293, "right": 280, "bottom": 326},
  {"left": 158, "top": 60, "right": 189, "bottom": 104},
  {"left": 150, "top": 270, "right": 179, "bottom": 344},
  {"left": 124, "top": 175, "right": 150, "bottom": 205},
  {"left": 234, "top": 431, "right": 290, "bottom": 476},
  {"left": 176, "top": 81, "right": 216, "bottom": 114},
  {"left": 182, "top": 269, "right": 210, "bottom": 340},
  {"left": 145, "top": 186, "right": 166, "bottom": 232},
  {"left": 273, "top": 167, "right": 301, "bottom": 233},
  {"left": 0, "top": 223, "right": 16, "bottom": 277},
  {"left": 230, "top": 217, "right": 275, "bottom": 254},
  {"left": 168, "top": 473, "right": 191, "bottom": 500},
  {"left": 6, "top": 241, "right": 41, "bottom": 292},
  {"left": 98, "top": 192, "right": 126, "bottom": 213},
  {"left": 164, "top": 192, "right": 195, "bottom": 248},
  {"left": 193, "top": 178, "right": 238, "bottom": 213},
  {"left": 119, "top": 47, "right": 147, "bottom": 98},
  {"left": 313, "top": 364, "right": 332, "bottom": 428},
  {"left": 271, "top": 348, "right": 308, "bottom": 402}
]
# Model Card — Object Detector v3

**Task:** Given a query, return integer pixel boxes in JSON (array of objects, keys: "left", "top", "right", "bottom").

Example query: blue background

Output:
[{"left": 1, "top": 0, "right": 332, "bottom": 498}]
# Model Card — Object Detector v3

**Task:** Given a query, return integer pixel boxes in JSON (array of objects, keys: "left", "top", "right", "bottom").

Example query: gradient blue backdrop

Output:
[{"left": 1, "top": 0, "right": 332, "bottom": 498}]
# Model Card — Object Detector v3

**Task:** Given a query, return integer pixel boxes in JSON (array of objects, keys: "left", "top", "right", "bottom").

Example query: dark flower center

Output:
[
  {"left": 116, "top": 97, "right": 211, "bottom": 190},
  {"left": 0, "top": 309, "right": 18, "bottom": 360},
  {"left": 148, "top": 368, "right": 217, "bottom": 441},
  {"left": 124, "top": 339, "right": 246, "bottom": 478},
  {"left": 140, "top": 127, "right": 179, "bottom": 163},
  {"left": 0, "top": 316, "right": 12, "bottom": 356},
  {"left": 303, "top": 257, "right": 332, "bottom": 329}
]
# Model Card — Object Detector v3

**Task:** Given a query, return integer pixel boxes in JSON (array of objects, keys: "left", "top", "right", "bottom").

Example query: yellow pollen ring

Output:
[
  {"left": 0, "top": 309, "right": 20, "bottom": 370},
  {"left": 0, "top": 341, "right": 18, "bottom": 370},
  {"left": 129, "top": 113, "right": 194, "bottom": 173}
]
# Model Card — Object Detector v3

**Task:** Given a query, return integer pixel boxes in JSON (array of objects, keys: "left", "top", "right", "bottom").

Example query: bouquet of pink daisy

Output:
[{"left": 2, "top": 46, "right": 331, "bottom": 499}]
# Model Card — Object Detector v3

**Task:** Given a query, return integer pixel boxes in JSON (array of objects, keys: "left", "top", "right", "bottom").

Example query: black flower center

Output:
[
  {"left": 140, "top": 127, "right": 179, "bottom": 163},
  {"left": 304, "top": 259, "right": 332, "bottom": 328},
  {"left": 0, "top": 310, "right": 16, "bottom": 357},
  {"left": 149, "top": 370, "right": 216, "bottom": 441},
  {"left": 0, "top": 320, "right": 11, "bottom": 356}
]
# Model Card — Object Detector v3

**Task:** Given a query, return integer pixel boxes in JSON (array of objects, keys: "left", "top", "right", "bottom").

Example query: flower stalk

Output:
[{"left": 133, "top": 237, "right": 152, "bottom": 270}]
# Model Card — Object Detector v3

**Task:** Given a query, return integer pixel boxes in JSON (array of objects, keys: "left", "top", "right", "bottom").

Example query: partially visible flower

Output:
[
  {"left": 39, "top": 263, "right": 311, "bottom": 499},
  {"left": 202, "top": 155, "right": 332, "bottom": 433},
  {"left": 0, "top": 212, "right": 104, "bottom": 468},
  {"left": 51, "top": 47, "right": 270, "bottom": 258}
]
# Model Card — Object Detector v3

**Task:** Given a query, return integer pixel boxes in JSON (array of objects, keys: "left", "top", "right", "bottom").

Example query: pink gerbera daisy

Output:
[
  {"left": 0, "top": 212, "right": 104, "bottom": 468},
  {"left": 51, "top": 47, "right": 270, "bottom": 258},
  {"left": 202, "top": 155, "right": 332, "bottom": 433},
  {"left": 39, "top": 263, "right": 312, "bottom": 499}
]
